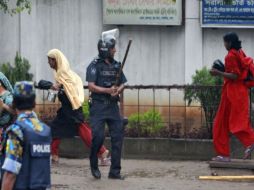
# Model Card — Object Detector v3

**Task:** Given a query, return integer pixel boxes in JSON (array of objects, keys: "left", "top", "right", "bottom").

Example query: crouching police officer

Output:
[
  {"left": 1, "top": 81, "right": 51, "bottom": 190},
  {"left": 86, "top": 33, "right": 127, "bottom": 180}
]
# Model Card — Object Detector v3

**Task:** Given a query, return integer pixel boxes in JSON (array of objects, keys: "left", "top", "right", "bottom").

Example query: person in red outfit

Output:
[{"left": 210, "top": 32, "right": 254, "bottom": 162}]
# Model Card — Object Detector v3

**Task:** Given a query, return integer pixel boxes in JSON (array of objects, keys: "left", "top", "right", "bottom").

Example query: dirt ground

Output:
[{"left": 51, "top": 158, "right": 254, "bottom": 190}]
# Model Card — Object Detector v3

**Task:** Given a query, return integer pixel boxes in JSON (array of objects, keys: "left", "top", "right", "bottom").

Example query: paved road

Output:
[{"left": 51, "top": 158, "right": 254, "bottom": 190}]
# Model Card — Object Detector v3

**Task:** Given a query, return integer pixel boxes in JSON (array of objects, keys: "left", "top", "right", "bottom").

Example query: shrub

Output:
[
  {"left": 128, "top": 109, "right": 164, "bottom": 136},
  {"left": 184, "top": 67, "right": 223, "bottom": 137},
  {"left": 0, "top": 52, "right": 33, "bottom": 85},
  {"left": 82, "top": 100, "right": 90, "bottom": 120}
]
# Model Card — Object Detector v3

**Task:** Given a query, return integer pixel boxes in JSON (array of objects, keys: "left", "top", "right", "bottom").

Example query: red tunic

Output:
[{"left": 213, "top": 49, "right": 254, "bottom": 156}]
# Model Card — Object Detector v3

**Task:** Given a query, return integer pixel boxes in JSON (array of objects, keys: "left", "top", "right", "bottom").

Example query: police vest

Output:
[
  {"left": 14, "top": 120, "right": 51, "bottom": 190},
  {"left": 91, "top": 58, "right": 121, "bottom": 101}
]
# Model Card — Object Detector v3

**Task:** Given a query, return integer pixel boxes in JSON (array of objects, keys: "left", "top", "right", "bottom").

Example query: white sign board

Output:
[{"left": 103, "top": 0, "right": 182, "bottom": 25}]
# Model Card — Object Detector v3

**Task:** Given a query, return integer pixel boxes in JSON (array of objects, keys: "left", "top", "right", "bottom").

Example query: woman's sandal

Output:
[
  {"left": 211, "top": 155, "right": 231, "bottom": 162},
  {"left": 243, "top": 144, "right": 254, "bottom": 159},
  {"left": 51, "top": 155, "right": 59, "bottom": 165}
]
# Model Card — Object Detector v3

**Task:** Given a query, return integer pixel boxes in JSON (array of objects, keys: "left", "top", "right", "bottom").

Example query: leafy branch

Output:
[{"left": 0, "top": 0, "right": 31, "bottom": 15}]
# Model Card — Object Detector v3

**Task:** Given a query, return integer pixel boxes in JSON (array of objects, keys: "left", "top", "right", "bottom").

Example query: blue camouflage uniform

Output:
[{"left": 1, "top": 81, "right": 51, "bottom": 190}]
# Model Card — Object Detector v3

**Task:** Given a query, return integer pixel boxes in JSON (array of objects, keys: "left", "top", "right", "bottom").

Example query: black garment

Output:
[
  {"left": 89, "top": 101, "right": 124, "bottom": 176},
  {"left": 50, "top": 90, "right": 84, "bottom": 138},
  {"left": 86, "top": 56, "right": 127, "bottom": 176},
  {"left": 86, "top": 56, "right": 127, "bottom": 101}
]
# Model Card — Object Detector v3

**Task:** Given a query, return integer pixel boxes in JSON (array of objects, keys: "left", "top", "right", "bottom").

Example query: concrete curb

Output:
[{"left": 59, "top": 137, "right": 245, "bottom": 160}]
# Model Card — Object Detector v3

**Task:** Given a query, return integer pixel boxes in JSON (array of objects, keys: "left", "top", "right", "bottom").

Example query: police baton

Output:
[{"left": 115, "top": 39, "right": 132, "bottom": 85}]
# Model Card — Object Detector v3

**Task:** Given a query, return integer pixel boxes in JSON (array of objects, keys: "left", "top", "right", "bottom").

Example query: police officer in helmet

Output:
[
  {"left": 86, "top": 29, "right": 127, "bottom": 180},
  {"left": 1, "top": 81, "right": 51, "bottom": 190}
]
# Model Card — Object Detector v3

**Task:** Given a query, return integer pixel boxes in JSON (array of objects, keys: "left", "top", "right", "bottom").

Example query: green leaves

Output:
[
  {"left": 184, "top": 67, "right": 222, "bottom": 105},
  {"left": 128, "top": 109, "right": 164, "bottom": 136},
  {"left": 0, "top": 0, "right": 31, "bottom": 15},
  {"left": 0, "top": 52, "right": 33, "bottom": 86},
  {"left": 184, "top": 67, "right": 223, "bottom": 137},
  {"left": 82, "top": 100, "right": 90, "bottom": 120}
]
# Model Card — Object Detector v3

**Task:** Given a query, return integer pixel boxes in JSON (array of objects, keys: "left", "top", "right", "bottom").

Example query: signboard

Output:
[
  {"left": 201, "top": 0, "right": 254, "bottom": 28},
  {"left": 103, "top": 0, "right": 182, "bottom": 25}
]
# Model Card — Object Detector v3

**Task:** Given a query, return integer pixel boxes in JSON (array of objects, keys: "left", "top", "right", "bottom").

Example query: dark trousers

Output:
[{"left": 89, "top": 101, "right": 124, "bottom": 176}]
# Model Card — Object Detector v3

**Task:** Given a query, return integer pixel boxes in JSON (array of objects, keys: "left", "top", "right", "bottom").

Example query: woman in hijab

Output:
[{"left": 47, "top": 49, "right": 110, "bottom": 165}]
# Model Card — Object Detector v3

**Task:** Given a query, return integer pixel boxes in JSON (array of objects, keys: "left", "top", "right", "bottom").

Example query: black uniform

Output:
[
  {"left": 86, "top": 56, "right": 127, "bottom": 177},
  {"left": 50, "top": 89, "right": 84, "bottom": 138}
]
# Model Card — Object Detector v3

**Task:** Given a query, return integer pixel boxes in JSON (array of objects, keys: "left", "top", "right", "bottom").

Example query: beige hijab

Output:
[{"left": 47, "top": 49, "right": 84, "bottom": 110}]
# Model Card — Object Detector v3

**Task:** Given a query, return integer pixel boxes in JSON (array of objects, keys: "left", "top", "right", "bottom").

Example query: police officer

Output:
[
  {"left": 86, "top": 34, "right": 127, "bottom": 180},
  {"left": 1, "top": 81, "right": 51, "bottom": 190}
]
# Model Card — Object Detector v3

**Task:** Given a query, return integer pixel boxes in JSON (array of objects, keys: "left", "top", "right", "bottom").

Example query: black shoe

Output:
[
  {"left": 108, "top": 174, "right": 125, "bottom": 180},
  {"left": 91, "top": 168, "right": 101, "bottom": 179}
]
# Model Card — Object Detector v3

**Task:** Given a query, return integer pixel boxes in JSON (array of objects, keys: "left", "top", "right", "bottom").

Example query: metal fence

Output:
[
  {"left": 35, "top": 85, "right": 254, "bottom": 139},
  {"left": 118, "top": 85, "right": 222, "bottom": 139}
]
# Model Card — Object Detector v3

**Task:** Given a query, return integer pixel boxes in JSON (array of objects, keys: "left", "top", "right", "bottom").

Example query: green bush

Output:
[
  {"left": 184, "top": 67, "right": 223, "bottom": 137},
  {"left": 128, "top": 109, "right": 164, "bottom": 136},
  {"left": 0, "top": 52, "right": 33, "bottom": 85},
  {"left": 82, "top": 100, "right": 90, "bottom": 120}
]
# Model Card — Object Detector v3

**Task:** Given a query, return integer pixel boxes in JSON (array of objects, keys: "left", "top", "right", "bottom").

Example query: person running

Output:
[{"left": 47, "top": 49, "right": 110, "bottom": 165}]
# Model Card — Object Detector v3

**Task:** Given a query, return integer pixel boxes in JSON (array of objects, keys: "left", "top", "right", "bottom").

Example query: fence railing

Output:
[
  {"left": 119, "top": 85, "right": 222, "bottom": 139},
  {"left": 35, "top": 85, "right": 254, "bottom": 139}
]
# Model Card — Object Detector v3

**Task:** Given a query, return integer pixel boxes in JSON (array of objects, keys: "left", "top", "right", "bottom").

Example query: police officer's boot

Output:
[
  {"left": 91, "top": 167, "right": 101, "bottom": 179},
  {"left": 90, "top": 148, "right": 101, "bottom": 179},
  {"left": 108, "top": 173, "right": 125, "bottom": 180}
]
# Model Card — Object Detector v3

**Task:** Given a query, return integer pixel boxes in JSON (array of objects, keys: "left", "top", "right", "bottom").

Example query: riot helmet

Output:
[
  {"left": 98, "top": 36, "right": 116, "bottom": 59},
  {"left": 98, "top": 28, "right": 119, "bottom": 59}
]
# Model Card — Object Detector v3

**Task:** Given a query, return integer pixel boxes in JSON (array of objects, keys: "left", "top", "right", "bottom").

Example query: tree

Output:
[
  {"left": 0, "top": 52, "right": 33, "bottom": 86},
  {"left": 184, "top": 67, "right": 223, "bottom": 137},
  {"left": 0, "top": 0, "right": 31, "bottom": 14}
]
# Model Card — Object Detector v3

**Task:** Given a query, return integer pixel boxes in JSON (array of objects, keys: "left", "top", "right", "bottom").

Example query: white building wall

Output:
[
  {"left": 203, "top": 29, "right": 254, "bottom": 68},
  {"left": 185, "top": 0, "right": 203, "bottom": 83},
  {"left": 0, "top": 11, "right": 20, "bottom": 63},
  {"left": 0, "top": 0, "right": 254, "bottom": 97}
]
